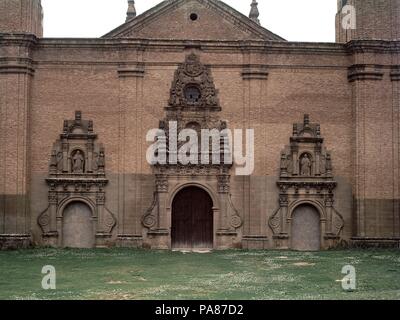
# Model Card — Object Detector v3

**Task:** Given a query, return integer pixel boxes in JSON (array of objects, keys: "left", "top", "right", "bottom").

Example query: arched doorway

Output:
[
  {"left": 172, "top": 187, "right": 214, "bottom": 250},
  {"left": 62, "top": 202, "right": 94, "bottom": 248},
  {"left": 291, "top": 204, "right": 321, "bottom": 251}
]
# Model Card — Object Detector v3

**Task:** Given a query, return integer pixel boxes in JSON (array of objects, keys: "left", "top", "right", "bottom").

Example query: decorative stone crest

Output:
[
  {"left": 38, "top": 111, "right": 117, "bottom": 246},
  {"left": 269, "top": 115, "right": 344, "bottom": 248},
  {"left": 168, "top": 53, "right": 220, "bottom": 110}
]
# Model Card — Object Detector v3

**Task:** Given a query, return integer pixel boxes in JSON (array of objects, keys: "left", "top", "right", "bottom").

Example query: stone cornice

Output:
[
  {"left": 241, "top": 64, "right": 268, "bottom": 80},
  {"left": 0, "top": 34, "right": 38, "bottom": 75},
  {"left": 0, "top": 57, "right": 35, "bottom": 75},
  {"left": 118, "top": 63, "right": 145, "bottom": 78},
  {"left": 35, "top": 38, "right": 346, "bottom": 55},
  {"left": 345, "top": 40, "right": 400, "bottom": 54},
  {"left": 277, "top": 180, "right": 337, "bottom": 190},
  {"left": 0, "top": 33, "right": 38, "bottom": 47},
  {"left": 391, "top": 66, "right": 400, "bottom": 81},
  {"left": 348, "top": 64, "right": 384, "bottom": 82},
  {"left": 46, "top": 177, "right": 108, "bottom": 184}
]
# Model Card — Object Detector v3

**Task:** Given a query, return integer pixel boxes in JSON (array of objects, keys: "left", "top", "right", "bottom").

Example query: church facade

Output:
[{"left": 0, "top": 0, "right": 399, "bottom": 250}]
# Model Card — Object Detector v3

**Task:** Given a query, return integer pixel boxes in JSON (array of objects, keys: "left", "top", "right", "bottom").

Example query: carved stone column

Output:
[
  {"left": 279, "top": 194, "right": 289, "bottom": 235},
  {"left": 292, "top": 143, "right": 299, "bottom": 176},
  {"left": 155, "top": 174, "right": 169, "bottom": 232},
  {"left": 217, "top": 173, "right": 230, "bottom": 231}
]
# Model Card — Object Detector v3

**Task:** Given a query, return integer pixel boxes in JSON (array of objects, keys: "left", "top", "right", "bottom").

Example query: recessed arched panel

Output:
[
  {"left": 172, "top": 186, "right": 213, "bottom": 250},
  {"left": 291, "top": 204, "right": 321, "bottom": 251},
  {"left": 62, "top": 202, "right": 94, "bottom": 248}
]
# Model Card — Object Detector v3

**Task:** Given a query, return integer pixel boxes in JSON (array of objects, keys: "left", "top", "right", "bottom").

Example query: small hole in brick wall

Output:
[{"left": 190, "top": 13, "right": 198, "bottom": 21}]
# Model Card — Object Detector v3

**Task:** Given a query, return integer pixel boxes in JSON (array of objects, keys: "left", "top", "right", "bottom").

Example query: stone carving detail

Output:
[
  {"left": 168, "top": 53, "right": 220, "bottom": 110},
  {"left": 228, "top": 195, "right": 243, "bottom": 229},
  {"left": 142, "top": 54, "right": 242, "bottom": 239},
  {"left": 217, "top": 174, "right": 230, "bottom": 193},
  {"left": 142, "top": 192, "right": 158, "bottom": 229},
  {"left": 300, "top": 154, "right": 312, "bottom": 176},
  {"left": 38, "top": 111, "right": 117, "bottom": 246},
  {"left": 269, "top": 115, "right": 344, "bottom": 248},
  {"left": 72, "top": 150, "right": 85, "bottom": 173},
  {"left": 155, "top": 174, "right": 169, "bottom": 193}
]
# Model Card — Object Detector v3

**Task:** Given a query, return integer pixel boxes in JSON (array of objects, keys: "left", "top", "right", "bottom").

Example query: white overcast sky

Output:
[{"left": 41, "top": 0, "right": 337, "bottom": 42}]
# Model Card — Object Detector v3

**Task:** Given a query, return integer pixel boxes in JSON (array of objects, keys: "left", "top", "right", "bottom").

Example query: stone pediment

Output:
[{"left": 103, "top": 0, "right": 284, "bottom": 41}]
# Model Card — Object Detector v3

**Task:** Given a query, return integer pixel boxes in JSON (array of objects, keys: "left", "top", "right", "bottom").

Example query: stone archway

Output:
[
  {"left": 62, "top": 202, "right": 94, "bottom": 248},
  {"left": 291, "top": 204, "right": 321, "bottom": 251},
  {"left": 171, "top": 186, "right": 214, "bottom": 250}
]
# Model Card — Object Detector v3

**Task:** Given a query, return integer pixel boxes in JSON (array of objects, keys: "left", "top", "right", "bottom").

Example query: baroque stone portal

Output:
[
  {"left": 142, "top": 53, "right": 243, "bottom": 249},
  {"left": 269, "top": 115, "right": 344, "bottom": 249},
  {"left": 38, "top": 111, "right": 117, "bottom": 247}
]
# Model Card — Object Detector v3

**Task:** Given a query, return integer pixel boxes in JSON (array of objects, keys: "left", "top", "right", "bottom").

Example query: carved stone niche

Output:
[
  {"left": 38, "top": 111, "right": 116, "bottom": 247},
  {"left": 142, "top": 53, "right": 242, "bottom": 249},
  {"left": 269, "top": 115, "right": 344, "bottom": 249}
]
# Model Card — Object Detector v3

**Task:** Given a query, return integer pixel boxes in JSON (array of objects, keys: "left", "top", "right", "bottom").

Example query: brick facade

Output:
[{"left": 0, "top": 0, "right": 399, "bottom": 250}]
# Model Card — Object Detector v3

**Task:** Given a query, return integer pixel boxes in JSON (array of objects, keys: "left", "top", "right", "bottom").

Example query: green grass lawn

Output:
[{"left": 0, "top": 248, "right": 399, "bottom": 300}]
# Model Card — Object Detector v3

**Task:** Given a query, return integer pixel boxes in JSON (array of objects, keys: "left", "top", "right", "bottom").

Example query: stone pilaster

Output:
[
  {"left": 0, "top": 34, "right": 37, "bottom": 248},
  {"left": 348, "top": 44, "right": 399, "bottom": 238},
  {"left": 0, "top": 0, "right": 43, "bottom": 37},
  {"left": 116, "top": 56, "right": 145, "bottom": 246},
  {"left": 241, "top": 49, "right": 269, "bottom": 249},
  {"left": 391, "top": 65, "right": 400, "bottom": 237}
]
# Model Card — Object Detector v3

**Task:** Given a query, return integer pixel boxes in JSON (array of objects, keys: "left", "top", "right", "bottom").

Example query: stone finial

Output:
[
  {"left": 249, "top": 0, "right": 260, "bottom": 25},
  {"left": 126, "top": 0, "right": 137, "bottom": 22},
  {"left": 304, "top": 114, "right": 310, "bottom": 126},
  {"left": 75, "top": 111, "right": 82, "bottom": 121}
]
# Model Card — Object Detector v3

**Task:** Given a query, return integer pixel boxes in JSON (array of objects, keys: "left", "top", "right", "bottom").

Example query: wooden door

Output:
[{"left": 172, "top": 187, "right": 213, "bottom": 249}]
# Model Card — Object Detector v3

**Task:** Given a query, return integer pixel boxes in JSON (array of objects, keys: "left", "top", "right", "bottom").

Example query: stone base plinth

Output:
[
  {"left": 0, "top": 234, "right": 32, "bottom": 250},
  {"left": 351, "top": 237, "right": 400, "bottom": 248},
  {"left": 143, "top": 229, "right": 170, "bottom": 249},
  {"left": 242, "top": 235, "right": 269, "bottom": 250},
  {"left": 116, "top": 235, "right": 143, "bottom": 248}
]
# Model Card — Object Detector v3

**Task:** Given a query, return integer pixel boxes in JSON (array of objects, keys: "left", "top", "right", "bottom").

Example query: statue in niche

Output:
[
  {"left": 326, "top": 153, "right": 332, "bottom": 173},
  {"left": 97, "top": 149, "right": 105, "bottom": 172},
  {"left": 280, "top": 153, "right": 288, "bottom": 171},
  {"left": 205, "top": 92, "right": 217, "bottom": 106},
  {"left": 50, "top": 150, "right": 57, "bottom": 167},
  {"left": 169, "top": 90, "right": 178, "bottom": 106},
  {"left": 72, "top": 150, "right": 85, "bottom": 173},
  {"left": 300, "top": 154, "right": 312, "bottom": 176}
]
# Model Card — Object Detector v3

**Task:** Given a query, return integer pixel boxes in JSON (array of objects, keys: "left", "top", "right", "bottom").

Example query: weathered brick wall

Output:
[
  {"left": 0, "top": 0, "right": 43, "bottom": 37},
  {"left": 104, "top": 0, "right": 282, "bottom": 40},
  {"left": 336, "top": 0, "right": 400, "bottom": 42},
  {"left": 349, "top": 46, "right": 400, "bottom": 238},
  {"left": 0, "top": 34, "right": 36, "bottom": 238},
  {"left": 27, "top": 40, "right": 356, "bottom": 245},
  {"left": 1, "top": 0, "right": 398, "bottom": 248},
  {"left": 119, "top": 1, "right": 262, "bottom": 40}
]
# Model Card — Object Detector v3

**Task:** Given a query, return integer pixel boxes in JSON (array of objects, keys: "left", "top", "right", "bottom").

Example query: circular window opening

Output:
[
  {"left": 190, "top": 13, "right": 198, "bottom": 21},
  {"left": 185, "top": 86, "right": 201, "bottom": 103}
]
